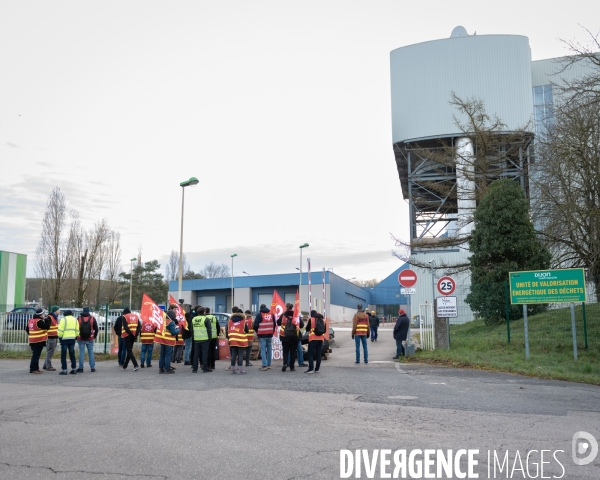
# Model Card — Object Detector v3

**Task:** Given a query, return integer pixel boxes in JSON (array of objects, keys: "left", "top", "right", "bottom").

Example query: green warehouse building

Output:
[{"left": 0, "top": 250, "right": 27, "bottom": 312}]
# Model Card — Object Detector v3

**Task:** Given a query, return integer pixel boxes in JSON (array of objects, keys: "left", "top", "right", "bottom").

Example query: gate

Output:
[{"left": 419, "top": 303, "right": 435, "bottom": 350}]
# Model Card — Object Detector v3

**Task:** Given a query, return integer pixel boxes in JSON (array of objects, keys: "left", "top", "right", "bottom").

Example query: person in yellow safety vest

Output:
[
  {"left": 121, "top": 311, "right": 141, "bottom": 371},
  {"left": 351, "top": 304, "right": 369, "bottom": 364},
  {"left": 243, "top": 310, "right": 255, "bottom": 367},
  {"left": 58, "top": 309, "right": 80, "bottom": 375},
  {"left": 204, "top": 307, "right": 219, "bottom": 370},
  {"left": 226, "top": 309, "right": 248, "bottom": 374},
  {"left": 26, "top": 308, "right": 51, "bottom": 374},
  {"left": 191, "top": 307, "right": 213, "bottom": 373},
  {"left": 304, "top": 310, "right": 325, "bottom": 374},
  {"left": 139, "top": 319, "right": 157, "bottom": 368}
]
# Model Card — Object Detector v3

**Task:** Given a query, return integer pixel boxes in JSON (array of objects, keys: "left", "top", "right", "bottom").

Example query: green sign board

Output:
[{"left": 509, "top": 268, "right": 586, "bottom": 304}]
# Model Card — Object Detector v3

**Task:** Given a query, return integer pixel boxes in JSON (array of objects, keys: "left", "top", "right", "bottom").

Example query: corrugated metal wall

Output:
[
  {"left": 0, "top": 251, "right": 27, "bottom": 311},
  {"left": 390, "top": 34, "right": 533, "bottom": 144}
]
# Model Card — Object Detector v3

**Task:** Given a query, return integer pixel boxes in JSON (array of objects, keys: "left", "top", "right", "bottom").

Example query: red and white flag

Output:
[
  {"left": 293, "top": 289, "right": 300, "bottom": 325},
  {"left": 140, "top": 293, "right": 165, "bottom": 334},
  {"left": 270, "top": 290, "right": 285, "bottom": 321},
  {"left": 168, "top": 294, "right": 185, "bottom": 323}
]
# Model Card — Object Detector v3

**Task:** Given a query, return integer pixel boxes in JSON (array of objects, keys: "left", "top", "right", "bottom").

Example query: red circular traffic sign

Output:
[
  {"left": 398, "top": 269, "right": 418, "bottom": 288},
  {"left": 437, "top": 276, "right": 456, "bottom": 295}
]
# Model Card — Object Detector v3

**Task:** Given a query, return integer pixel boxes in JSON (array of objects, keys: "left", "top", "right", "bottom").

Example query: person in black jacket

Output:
[
  {"left": 393, "top": 309, "right": 410, "bottom": 359},
  {"left": 113, "top": 310, "right": 127, "bottom": 366},
  {"left": 369, "top": 310, "right": 380, "bottom": 342},
  {"left": 182, "top": 305, "right": 193, "bottom": 365},
  {"left": 122, "top": 313, "right": 141, "bottom": 371},
  {"left": 25, "top": 308, "right": 51, "bottom": 374},
  {"left": 277, "top": 303, "right": 304, "bottom": 372}
]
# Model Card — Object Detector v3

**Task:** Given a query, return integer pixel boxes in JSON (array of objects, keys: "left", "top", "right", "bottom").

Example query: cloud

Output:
[{"left": 6, "top": 142, "right": 20, "bottom": 148}]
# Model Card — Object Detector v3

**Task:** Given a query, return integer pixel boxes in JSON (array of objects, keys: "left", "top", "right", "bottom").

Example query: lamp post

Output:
[
  {"left": 299, "top": 243, "right": 309, "bottom": 314},
  {"left": 242, "top": 271, "right": 250, "bottom": 276},
  {"left": 231, "top": 253, "right": 238, "bottom": 310},
  {"left": 178, "top": 176, "right": 199, "bottom": 302},
  {"left": 129, "top": 257, "right": 137, "bottom": 308}
]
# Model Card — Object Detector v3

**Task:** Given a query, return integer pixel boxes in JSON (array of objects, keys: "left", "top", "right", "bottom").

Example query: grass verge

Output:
[{"left": 404, "top": 303, "right": 600, "bottom": 385}]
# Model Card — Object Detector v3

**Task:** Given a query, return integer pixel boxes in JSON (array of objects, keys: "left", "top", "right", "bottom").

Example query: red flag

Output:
[
  {"left": 271, "top": 290, "right": 285, "bottom": 338},
  {"left": 140, "top": 293, "right": 165, "bottom": 334},
  {"left": 293, "top": 289, "right": 300, "bottom": 325},
  {"left": 168, "top": 294, "right": 185, "bottom": 323}
]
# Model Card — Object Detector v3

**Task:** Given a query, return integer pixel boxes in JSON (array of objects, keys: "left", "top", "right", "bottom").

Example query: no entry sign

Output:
[
  {"left": 437, "top": 276, "right": 456, "bottom": 296},
  {"left": 398, "top": 269, "right": 418, "bottom": 288}
]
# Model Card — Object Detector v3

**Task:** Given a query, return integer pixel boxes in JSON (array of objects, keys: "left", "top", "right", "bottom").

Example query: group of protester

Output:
[{"left": 26, "top": 301, "right": 409, "bottom": 375}]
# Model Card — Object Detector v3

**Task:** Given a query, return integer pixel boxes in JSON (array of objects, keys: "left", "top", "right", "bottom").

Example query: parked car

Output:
[
  {"left": 211, "top": 313, "right": 231, "bottom": 331},
  {"left": 5, "top": 307, "right": 37, "bottom": 330}
]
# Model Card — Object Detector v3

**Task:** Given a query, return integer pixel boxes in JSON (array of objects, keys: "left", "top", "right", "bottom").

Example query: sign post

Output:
[
  {"left": 399, "top": 269, "right": 418, "bottom": 355},
  {"left": 436, "top": 277, "right": 456, "bottom": 348},
  {"left": 509, "top": 268, "right": 586, "bottom": 361}
]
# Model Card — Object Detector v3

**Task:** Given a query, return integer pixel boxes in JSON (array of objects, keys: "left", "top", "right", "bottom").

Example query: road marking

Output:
[
  {"left": 388, "top": 395, "right": 418, "bottom": 400},
  {"left": 429, "top": 382, "right": 446, "bottom": 385}
]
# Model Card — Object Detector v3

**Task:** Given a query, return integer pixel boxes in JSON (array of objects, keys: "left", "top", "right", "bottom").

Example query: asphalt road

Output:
[{"left": 0, "top": 328, "right": 599, "bottom": 479}]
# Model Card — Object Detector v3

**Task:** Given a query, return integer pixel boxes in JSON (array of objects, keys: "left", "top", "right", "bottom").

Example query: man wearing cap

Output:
[
  {"left": 393, "top": 309, "right": 410, "bottom": 359},
  {"left": 369, "top": 310, "right": 380, "bottom": 342},
  {"left": 42, "top": 306, "right": 60, "bottom": 371},
  {"left": 26, "top": 308, "right": 51, "bottom": 374},
  {"left": 58, "top": 309, "right": 80, "bottom": 375},
  {"left": 351, "top": 304, "right": 369, "bottom": 364}
]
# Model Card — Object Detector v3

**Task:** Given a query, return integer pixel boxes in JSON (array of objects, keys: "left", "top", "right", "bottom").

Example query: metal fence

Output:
[
  {"left": 418, "top": 303, "right": 434, "bottom": 350},
  {"left": 0, "top": 311, "right": 120, "bottom": 353}
]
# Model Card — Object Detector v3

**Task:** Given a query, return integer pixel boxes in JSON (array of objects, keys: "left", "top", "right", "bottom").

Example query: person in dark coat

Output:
[
  {"left": 393, "top": 309, "right": 410, "bottom": 359},
  {"left": 113, "top": 310, "right": 127, "bottom": 366},
  {"left": 369, "top": 310, "right": 380, "bottom": 342}
]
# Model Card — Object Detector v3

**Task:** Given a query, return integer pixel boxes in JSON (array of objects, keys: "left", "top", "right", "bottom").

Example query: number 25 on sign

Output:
[{"left": 437, "top": 276, "right": 456, "bottom": 296}]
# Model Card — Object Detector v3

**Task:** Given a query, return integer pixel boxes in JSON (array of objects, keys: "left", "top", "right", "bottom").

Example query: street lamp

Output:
[
  {"left": 231, "top": 253, "right": 238, "bottom": 309},
  {"left": 129, "top": 257, "right": 137, "bottom": 308},
  {"left": 178, "top": 176, "right": 199, "bottom": 302},
  {"left": 299, "top": 243, "right": 309, "bottom": 314},
  {"left": 242, "top": 271, "right": 250, "bottom": 276}
]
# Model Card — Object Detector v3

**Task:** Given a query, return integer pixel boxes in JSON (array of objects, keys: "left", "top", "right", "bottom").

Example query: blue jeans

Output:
[
  {"left": 355, "top": 335, "right": 368, "bottom": 363},
  {"left": 159, "top": 344, "right": 173, "bottom": 370},
  {"left": 60, "top": 339, "right": 77, "bottom": 371},
  {"left": 395, "top": 339, "right": 405, "bottom": 357},
  {"left": 78, "top": 340, "right": 95, "bottom": 369},
  {"left": 118, "top": 337, "right": 126, "bottom": 365},
  {"left": 288, "top": 341, "right": 304, "bottom": 365},
  {"left": 184, "top": 337, "right": 192, "bottom": 362},
  {"left": 370, "top": 326, "right": 378, "bottom": 340},
  {"left": 140, "top": 343, "right": 154, "bottom": 365},
  {"left": 259, "top": 337, "right": 272, "bottom": 367}
]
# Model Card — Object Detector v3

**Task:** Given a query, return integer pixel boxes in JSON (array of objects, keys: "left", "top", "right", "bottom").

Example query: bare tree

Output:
[
  {"left": 104, "top": 230, "right": 124, "bottom": 306},
  {"left": 391, "top": 93, "right": 532, "bottom": 273},
  {"left": 35, "top": 188, "right": 73, "bottom": 306},
  {"left": 350, "top": 279, "right": 379, "bottom": 288},
  {"left": 532, "top": 98, "right": 600, "bottom": 300},
  {"left": 165, "top": 250, "right": 189, "bottom": 281},
  {"left": 555, "top": 26, "right": 600, "bottom": 106},
  {"left": 200, "top": 261, "right": 230, "bottom": 278}
]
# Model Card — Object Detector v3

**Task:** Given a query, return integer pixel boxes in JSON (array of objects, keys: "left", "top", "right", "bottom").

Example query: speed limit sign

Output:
[{"left": 437, "top": 276, "right": 456, "bottom": 296}]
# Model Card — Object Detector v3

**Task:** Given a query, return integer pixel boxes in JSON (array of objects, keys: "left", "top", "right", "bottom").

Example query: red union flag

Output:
[
  {"left": 140, "top": 293, "right": 165, "bottom": 334},
  {"left": 168, "top": 294, "right": 185, "bottom": 323},
  {"left": 270, "top": 290, "right": 285, "bottom": 321}
]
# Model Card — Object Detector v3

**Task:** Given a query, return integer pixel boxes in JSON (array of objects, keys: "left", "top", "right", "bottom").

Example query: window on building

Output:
[{"left": 532, "top": 85, "right": 554, "bottom": 135}]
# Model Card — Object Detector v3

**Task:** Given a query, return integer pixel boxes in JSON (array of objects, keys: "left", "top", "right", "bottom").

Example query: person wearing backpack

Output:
[
  {"left": 304, "top": 310, "right": 325, "bottom": 374},
  {"left": 76, "top": 307, "right": 99, "bottom": 373},
  {"left": 277, "top": 303, "right": 304, "bottom": 372}
]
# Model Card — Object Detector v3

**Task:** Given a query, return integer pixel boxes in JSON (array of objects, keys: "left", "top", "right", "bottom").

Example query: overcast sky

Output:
[{"left": 1, "top": 1, "right": 596, "bottom": 281}]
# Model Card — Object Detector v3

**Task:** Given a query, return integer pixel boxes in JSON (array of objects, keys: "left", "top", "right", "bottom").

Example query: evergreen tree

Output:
[
  {"left": 465, "top": 180, "right": 551, "bottom": 325},
  {"left": 120, "top": 260, "right": 167, "bottom": 309}
]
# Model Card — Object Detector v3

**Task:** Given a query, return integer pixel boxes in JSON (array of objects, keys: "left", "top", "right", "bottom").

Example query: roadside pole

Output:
[
  {"left": 104, "top": 304, "right": 109, "bottom": 354},
  {"left": 582, "top": 302, "right": 588, "bottom": 349},
  {"left": 504, "top": 281, "right": 511, "bottom": 343},
  {"left": 570, "top": 303, "right": 578, "bottom": 360},
  {"left": 523, "top": 304, "right": 529, "bottom": 360}
]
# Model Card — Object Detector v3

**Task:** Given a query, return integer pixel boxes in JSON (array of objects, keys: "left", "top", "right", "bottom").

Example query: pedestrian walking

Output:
[
  {"left": 351, "top": 304, "right": 369, "bottom": 364},
  {"left": 304, "top": 310, "right": 325, "bottom": 374},
  {"left": 155, "top": 308, "right": 180, "bottom": 374},
  {"left": 205, "top": 307, "right": 219, "bottom": 370},
  {"left": 76, "top": 307, "right": 99, "bottom": 372},
  {"left": 278, "top": 303, "right": 304, "bottom": 372},
  {"left": 58, "top": 309, "right": 79, "bottom": 375},
  {"left": 26, "top": 308, "right": 51, "bottom": 374},
  {"left": 42, "top": 306, "right": 60, "bottom": 371},
  {"left": 369, "top": 310, "right": 380, "bottom": 342},
  {"left": 191, "top": 307, "right": 212, "bottom": 373},
  {"left": 393, "top": 309, "right": 410, "bottom": 359},
  {"left": 139, "top": 316, "right": 157, "bottom": 367},
  {"left": 254, "top": 304, "right": 275, "bottom": 371},
  {"left": 121, "top": 310, "right": 141, "bottom": 371},
  {"left": 227, "top": 309, "right": 248, "bottom": 374},
  {"left": 113, "top": 310, "right": 127, "bottom": 366},
  {"left": 244, "top": 310, "right": 255, "bottom": 367}
]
